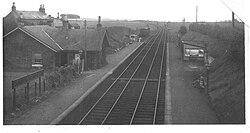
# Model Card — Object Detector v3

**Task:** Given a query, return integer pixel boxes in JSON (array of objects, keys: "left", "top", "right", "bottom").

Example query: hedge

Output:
[
  {"left": 189, "top": 23, "right": 244, "bottom": 68},
  {"left": 45, "top": 64, "right": 78, "bottom": 88}
]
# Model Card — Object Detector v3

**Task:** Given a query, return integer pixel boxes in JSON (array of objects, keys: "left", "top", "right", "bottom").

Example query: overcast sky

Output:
[{"left": 0, "top": 0, "right": 247, "bottom": 22}]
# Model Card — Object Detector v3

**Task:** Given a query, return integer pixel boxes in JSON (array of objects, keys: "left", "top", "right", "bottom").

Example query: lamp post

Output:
[{"left": 79, "top": 50, "right": 83, "bottom": 73}]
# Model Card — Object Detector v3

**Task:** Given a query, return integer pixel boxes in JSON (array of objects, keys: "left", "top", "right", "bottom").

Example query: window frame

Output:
[{"left": 32, "top": 52, "right": 43, "bottom": 67}]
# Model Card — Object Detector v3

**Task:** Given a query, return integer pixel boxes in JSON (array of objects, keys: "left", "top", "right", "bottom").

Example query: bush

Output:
[
  {"left": 45, "top": 64, "right": 78, "bottom": 88},
  {"left": 178, "top": 26, "right": 187, "bottom": 36},
  {"left": 45, "top": 71, "right": 61, "bottom": 88},
  {"left": 189, "top": 23, "right": 244, "bottom": 69}
]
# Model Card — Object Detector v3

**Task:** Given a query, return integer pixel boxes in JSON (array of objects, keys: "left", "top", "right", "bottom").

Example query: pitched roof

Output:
[
  {"left": 181, "top": 41, "right": 205, "bottom": 48},
  {"left": 4, "top": 25, "right": 107, "bottom": 52},
  {"left": 13, "top": 10, "right": 50, "bottom": 19},
  {"left": 21, "top": 26, "right": 63, "bottom": 51}
]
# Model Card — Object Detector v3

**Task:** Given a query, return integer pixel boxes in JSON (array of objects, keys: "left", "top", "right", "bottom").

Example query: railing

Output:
[{"left": 12, "top": 69, "right": 45, "bottom": 108}]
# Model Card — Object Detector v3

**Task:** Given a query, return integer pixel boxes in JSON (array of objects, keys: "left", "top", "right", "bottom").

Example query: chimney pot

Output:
[
  {"left": 39, "top": 4, "right": 45, "bottom": 13},
  {"left": 97, "top": 16, "right": 102, "bottom": 30},
  {"left": 62, "top": 15, "right": 69, "bottom": 30},
  {"left": 98, "top": 16, "right": 101, "bottom": 24},
  {"left": 12, "top": 2, "right": 16, "bottom": 11}
]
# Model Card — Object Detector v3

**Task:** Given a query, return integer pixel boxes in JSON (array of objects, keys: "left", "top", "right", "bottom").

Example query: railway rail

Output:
[{"left": 57, "top": 27, "right": 168, "bottom": 125}]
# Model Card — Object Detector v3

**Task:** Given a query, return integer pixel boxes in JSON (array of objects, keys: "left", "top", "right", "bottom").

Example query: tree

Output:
[{"left": 178, "top": 26, "right": 187, "bottom": 36}]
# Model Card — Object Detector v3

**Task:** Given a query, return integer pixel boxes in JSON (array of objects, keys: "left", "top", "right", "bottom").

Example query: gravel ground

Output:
[
  {"left": 169, "top": 42, "right": 218, "bottom": 124},
  {"left": 8, "top": 42, "right": 142, "bottom": 125}
]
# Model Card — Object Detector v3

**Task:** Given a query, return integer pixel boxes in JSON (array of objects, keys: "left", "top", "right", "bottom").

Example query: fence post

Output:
[
  {"left": 27, "top": 82, "right": 29, "bottom": 104},
  {"left": 35, "top": 82, "right": 37, "bottom": 96},
  {"left": 24, "top": 86, "right": 27, "bottom": 100},
  {"left": 43, "top": 78, "right": 46, "bottom": 92},
  {"left": 58, "top": 75, "right": 61, "bottom": 86},
  {"left": 12, "top": 81, "right": 16, "bottom": 108},
  {"left": 39, "top": 77, "right": 41, "bottom": 96}
]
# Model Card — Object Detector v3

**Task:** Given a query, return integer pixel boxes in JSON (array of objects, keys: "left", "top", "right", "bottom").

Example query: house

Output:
[
  {"left": 60, "top": 14, "right": 80, "bottom": 19},
  {"left": 53, "top": 13, "right": 81, "bottom": 29},
  {"left": 3, "top": 16, "right": 110, "bottom": 71},
  {"left": 53, "top": 18, "right": 81, "bottom": 29},
  {"left": 181, "top": 41, "right": 205, "bottom": 61},
  {"left": 3, "top": 2, "right": 53, "bottom": 35}
]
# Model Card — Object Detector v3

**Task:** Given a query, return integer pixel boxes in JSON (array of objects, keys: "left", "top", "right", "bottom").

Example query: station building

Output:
[{"left": 3, "top": 15, "right": 110, "bottom": 70}]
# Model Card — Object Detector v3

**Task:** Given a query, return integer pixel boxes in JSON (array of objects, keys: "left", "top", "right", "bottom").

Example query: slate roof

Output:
[
  {"left": 45, "top": 27, "right": 106, "bottom": 51},
  {"left": 21, "top": 26, "right": 63, "bottom": 51},
  {"left": 4, "top": 25, "right": 107, "bottom": 52},
  {"left": 181, "top": 41, "right": 205, "bottom": 48},
  {"left": 12, "top": 10, "right": 50, "bottom": 20}
]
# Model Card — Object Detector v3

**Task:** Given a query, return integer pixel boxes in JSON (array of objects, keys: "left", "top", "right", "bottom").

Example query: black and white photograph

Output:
[{"left": 0, "top": 0, "right": 249, "bottom": 132}]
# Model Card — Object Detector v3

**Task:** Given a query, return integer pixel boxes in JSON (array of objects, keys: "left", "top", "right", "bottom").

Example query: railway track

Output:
[{"left": 58, "top": 28, "right": 167, "bottom": 125}]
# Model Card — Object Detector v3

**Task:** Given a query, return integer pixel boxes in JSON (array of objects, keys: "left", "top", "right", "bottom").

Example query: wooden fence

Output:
[{"left": 12, "top": 69, "right": 45, "bottom": 108}]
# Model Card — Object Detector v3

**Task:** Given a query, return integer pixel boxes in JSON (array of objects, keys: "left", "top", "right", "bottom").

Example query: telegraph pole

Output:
[
  {"left": 196, "top": 6, "right": 198, "bottom": 23},
  {"left": 232, "top": 12, "right": 235, "bottom": 27},
  {"left": 84, "top": 20, "right": 87, "bottom": 71}
]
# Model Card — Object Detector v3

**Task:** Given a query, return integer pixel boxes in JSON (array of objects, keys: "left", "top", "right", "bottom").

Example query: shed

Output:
[{"left": 181, "top": 41, "right": 205, "bottom": 61}]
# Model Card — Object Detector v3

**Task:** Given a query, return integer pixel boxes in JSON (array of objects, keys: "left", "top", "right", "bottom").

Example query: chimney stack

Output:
[
  {"left": 39, "top": 4, "right": 45, "bottom": 13},
  {"left": 12, "top": 2, "right": 16, "bottom": 11},
  {"left": 62, "top": 15, "right": 69, "bottom": 30},
  {"left": 97, "top": 16, "right": 102, "bottom": 30}
]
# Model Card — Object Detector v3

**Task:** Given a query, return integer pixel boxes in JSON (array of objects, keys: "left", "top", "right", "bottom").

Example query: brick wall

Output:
[
  {"left": 3, "top": 29, "right": 56, "bottom": 71},
  {"left": 3, "top": 12, "right": 18, "bottom": 35}
]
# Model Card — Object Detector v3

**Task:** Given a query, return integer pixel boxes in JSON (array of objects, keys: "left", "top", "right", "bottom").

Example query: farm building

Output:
[
  {"left": 3, "top": 3, "right": 53, "bottom": 35},
  {"left": 181, "top": 41, "right": 205, "bottom": 61},
  {"left": 3, "top": 18, "right": 110, "bottom": 71}
]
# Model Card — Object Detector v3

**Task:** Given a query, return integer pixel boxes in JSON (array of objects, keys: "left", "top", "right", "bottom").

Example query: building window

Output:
[{"left": 32, "top": 53, "right": 43, "bottom": 67}]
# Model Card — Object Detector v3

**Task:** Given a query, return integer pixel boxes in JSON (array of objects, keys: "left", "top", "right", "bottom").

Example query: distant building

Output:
[
  {"left": 129, "top": 34, "right": 138, "bottom": 42},
  {"left": 69, "top": 23, "right": 80, "bottom": 29},
  {"left": 3, "top": 17, "right": 110, "bottom": 70},
  {"left": 3, "top": 2, "right": 53, "bottom": 34},
  {"left": 53, "top": 13, "right": 81, "bottom": 29},
  {"left": 60, "top": 14, "right": 80, "bottom": 19}
]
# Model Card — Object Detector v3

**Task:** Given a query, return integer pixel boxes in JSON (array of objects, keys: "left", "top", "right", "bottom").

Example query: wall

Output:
[
  {"left": 3, "top": 12, "right": 18, "bottom": 34},
  {"left": 3, "top": 29, "right": 56, "bottom": 71}
]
